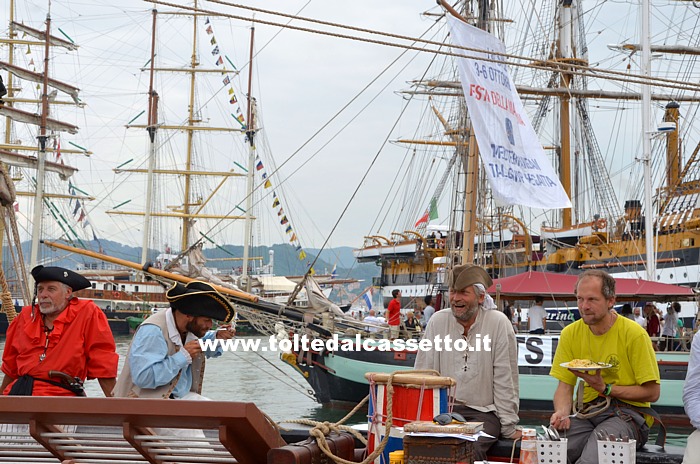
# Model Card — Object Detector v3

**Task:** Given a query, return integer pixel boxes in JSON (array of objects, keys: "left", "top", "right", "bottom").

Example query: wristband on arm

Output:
[{"left": 603, "top": 383, "right": 613, "bottom": 396}]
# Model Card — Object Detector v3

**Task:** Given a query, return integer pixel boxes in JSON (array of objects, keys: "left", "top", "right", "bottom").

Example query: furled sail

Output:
[
  {"left": 10, "top": 21, "right": 79, "bottom": 51},
  {"left": 0, "top": 149, "right": 77, "bottom": 180},
  {"left": 164, "top": 244, "right": 242, "bottom": 292},
  {"left": 0, "top": 106, "right": 78, "bottom": 134},
  {"left": 0, "top": 61, "right": 81, "bottom": 104},
  {"left": 304, "top": 276, "right": 346, "bottom": 317}
]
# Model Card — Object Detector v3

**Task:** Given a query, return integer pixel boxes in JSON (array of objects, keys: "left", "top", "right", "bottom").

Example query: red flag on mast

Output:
[{"left": 414, "top": 211, "right": 429, "bottom": 227}]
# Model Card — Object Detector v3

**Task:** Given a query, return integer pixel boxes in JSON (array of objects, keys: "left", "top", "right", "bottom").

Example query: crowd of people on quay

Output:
[
  {"left": 350, "top": 293, "right": 438, "bottom": 340},
  {"left": 350, "top": 280, "right": 695, "bottom": 355}
]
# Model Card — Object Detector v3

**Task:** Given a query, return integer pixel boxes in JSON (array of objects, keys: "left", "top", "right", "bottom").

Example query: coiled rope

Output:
[
  {"left": 0, "top": 267, "right": 16, "bottom": 323},
  {"left": 282, "top": 369, "right": 442, "bottom": 464},
  {"left": 0, "top": 162, "right": 23, "bottom": 321}
]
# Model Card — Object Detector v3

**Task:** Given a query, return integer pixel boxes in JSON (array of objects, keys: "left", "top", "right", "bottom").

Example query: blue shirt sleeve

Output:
[
  {"left": 129, "top": 325, "right": 189, "bottom": 390},
  {"left": 202, "top": 330, "right": 224, "bottom": 358},
  {"left": 683, "top": 335, "right": 700, "bottom": 429}
]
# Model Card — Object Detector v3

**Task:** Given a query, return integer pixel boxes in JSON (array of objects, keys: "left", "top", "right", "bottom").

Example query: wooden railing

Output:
[
  {"left": 650, "top": 335, "right": 693, "bottom": 352},
  {"left": 76, "top": 288, "right": 168, "bottom": 304},
  {"left": 0, "top": 397, "right": 285, "bottom": 464}
]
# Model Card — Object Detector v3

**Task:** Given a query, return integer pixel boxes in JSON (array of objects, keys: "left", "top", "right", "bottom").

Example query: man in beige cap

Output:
[{"left": 415, "top": 264, "right": 521, "bottom": 459}]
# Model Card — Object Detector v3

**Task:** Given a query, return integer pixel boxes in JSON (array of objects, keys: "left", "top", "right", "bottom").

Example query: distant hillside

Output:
[
  {"left": 202, "top": 243, "right": 378, "bottom": 283},
  {"left": 3, "top": 240, "right": 379, "bottom": 283},
  {"left": 306, "top": 246, "right": 359, "bottom": 269}
]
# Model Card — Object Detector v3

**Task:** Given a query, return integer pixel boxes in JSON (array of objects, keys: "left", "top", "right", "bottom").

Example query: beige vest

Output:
[{"left": 112, "top": 309, "right": 205, "bottom": 399}]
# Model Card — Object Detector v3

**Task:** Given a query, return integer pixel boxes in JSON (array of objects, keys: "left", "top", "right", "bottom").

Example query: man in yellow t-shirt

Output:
[{"left": 549, "top": 270, "right": 660, "bottom": 464}]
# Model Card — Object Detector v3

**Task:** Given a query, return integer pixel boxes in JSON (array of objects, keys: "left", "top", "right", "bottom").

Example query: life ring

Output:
[
  {"left": 596, "top": 218, "right": 608, "bottom": 230},
  {"left": 113, "top": 291, "right": 121, "bottom": 299}
]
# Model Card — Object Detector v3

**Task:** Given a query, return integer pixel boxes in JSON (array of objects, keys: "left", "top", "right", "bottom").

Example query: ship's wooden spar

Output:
[
  {"left": 44, "top": 239, "right": 257, "bottom": 302},
  {"left": 42, "top": 240, "right": 332, "bottom": 336}
]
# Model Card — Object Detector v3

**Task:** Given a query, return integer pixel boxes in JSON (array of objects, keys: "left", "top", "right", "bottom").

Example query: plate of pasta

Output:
[{"left": 560, "top": 359, "right": 612, "bottom": 371}]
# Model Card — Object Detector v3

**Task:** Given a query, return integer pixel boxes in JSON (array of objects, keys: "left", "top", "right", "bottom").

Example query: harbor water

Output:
[{"left": 0, "top": 335, "right": 692, "bottom": 446}]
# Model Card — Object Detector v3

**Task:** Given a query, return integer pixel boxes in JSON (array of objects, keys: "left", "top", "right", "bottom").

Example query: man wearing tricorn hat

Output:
[
  {"left": 0, "top": 265, "right": 118, "bottom": 397},
  {"left": 415, "top": 264, "right": 521, "bottom": 459},
  {"left": 113, "top": 280, "right": 236, "bottom": 399}
]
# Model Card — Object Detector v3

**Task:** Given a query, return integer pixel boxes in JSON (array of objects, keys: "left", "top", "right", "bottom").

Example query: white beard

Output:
[
  {"left": 451, "top": 301, "right": 478, "bottom": 322},
  {"left": 38, "top": 302, "right": 64, "bottom": 316}
]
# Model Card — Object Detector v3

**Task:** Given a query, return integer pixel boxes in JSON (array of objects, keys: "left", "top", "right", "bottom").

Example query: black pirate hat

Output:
[
  {"left": 31, "top": 265, "right": 91, "bottom": 291},
  {"left": 165, "top": 281, "right": 234, "bottom": 323}
]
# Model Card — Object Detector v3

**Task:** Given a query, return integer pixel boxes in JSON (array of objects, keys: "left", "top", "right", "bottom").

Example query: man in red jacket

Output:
[
  {"left": 644, "top": 303, "right": 661, "bottom": 351},
  {"left": 0, "top": 265, "right": 118, "bottom": 397},
  {"left": 387, "top": 289, "right": 401, "bottom": 339}
]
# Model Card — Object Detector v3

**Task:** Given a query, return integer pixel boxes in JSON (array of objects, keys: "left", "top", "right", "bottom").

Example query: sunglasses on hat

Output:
[{"left": 433, "top": 412, "right": 467, "bottom": 425}]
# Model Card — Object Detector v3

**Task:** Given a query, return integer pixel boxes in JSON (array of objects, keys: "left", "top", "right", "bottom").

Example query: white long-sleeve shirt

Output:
[
  {"left": 414, "top": 306, "right": 520, "bottom": 437},
  {"left": 683, "top": 334, "right": 700, "bottom": 429},
  {"left": 662, "top": 311, "right": 678, "bottom": 337}
]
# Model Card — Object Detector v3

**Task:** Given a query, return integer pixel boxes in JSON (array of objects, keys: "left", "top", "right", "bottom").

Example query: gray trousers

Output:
[
  {"left": 452, "top": 405, "right": 501, "bottom": 460},
  {"left": 565, "top": 401, "right": 649, "bottom": 464}
]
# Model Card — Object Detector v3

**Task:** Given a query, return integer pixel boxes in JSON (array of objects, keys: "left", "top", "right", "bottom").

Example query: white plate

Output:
[{"left": 560, "top": 361, "right": 612, "bottom": 371}]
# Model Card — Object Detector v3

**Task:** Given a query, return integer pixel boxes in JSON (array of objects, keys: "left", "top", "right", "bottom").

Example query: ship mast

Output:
[
  {"left": 641, "top": 0, "right": 655, "bottom": 280},
  {"left": 141, "top": 9, "right": 159, "bottom": 266},
  {"left": 462, "top": 116, "right": 478, "bottom": 266},
  {"left": 112, "top": 4, "right": 247, "bottom": 262},
  {"left": 181, "top": 1, "right": 200, "bottom": 252},
  {"left": 28, "top": 13, "right": 53, "bottom": 271},
  {"left": 0, "top": 0, "right": 16, "bottom": 267},
  {"left": 558, "top": 2, "right": 573, "bottom": 228},
  {"left": 241, "top": 25, "right": 256, "bottom": 292},
  {"left": 0, "top": 1, "right": 82, "bottom": 294}
]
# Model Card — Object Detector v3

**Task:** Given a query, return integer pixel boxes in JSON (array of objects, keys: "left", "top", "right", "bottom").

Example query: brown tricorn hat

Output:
[{"left": 448, "top": 264, "right": 493, "bottom": 291}]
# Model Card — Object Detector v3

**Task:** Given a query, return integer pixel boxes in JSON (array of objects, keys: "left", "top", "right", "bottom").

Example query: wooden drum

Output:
[{"left": 365, "top": 371, "right": 456, "bottom": 464}]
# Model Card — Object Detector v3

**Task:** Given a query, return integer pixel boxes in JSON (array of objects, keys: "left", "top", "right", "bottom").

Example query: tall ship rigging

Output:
[
  {"left": 12, "top": 2, "right": 351, "bottom": 325},
  {"left": 75, "top": 3, "right": 279, "bottom": 323},
  {"left": 353, "top": 0, "right": 700, "bottom": 313},
  {"left": 273, "top": 0, "right": 700, "bottom": 414},
  {"left": 0, "top": 0, "right": 95, "bottom": 330},
  {"left": 0, "top": 1, "right": 259, "bottom": 329}
]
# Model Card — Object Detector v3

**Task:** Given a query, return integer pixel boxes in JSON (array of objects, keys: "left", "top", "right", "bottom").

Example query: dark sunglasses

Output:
[{"left": 433, "top": 412, "right": 467, "bottom": 425}]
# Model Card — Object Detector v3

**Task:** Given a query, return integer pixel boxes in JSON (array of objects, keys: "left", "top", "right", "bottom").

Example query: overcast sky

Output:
[
  {"left": 4, "top": 0, "right": 700, "bottom": 260},
  {"left": 4, "top": 0, "right": 446, "bottom": 254}
]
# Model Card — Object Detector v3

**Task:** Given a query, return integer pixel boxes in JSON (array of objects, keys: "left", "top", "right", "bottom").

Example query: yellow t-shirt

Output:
[{"left": 550, "top": 314, "right": 660, "bottom": 410}]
